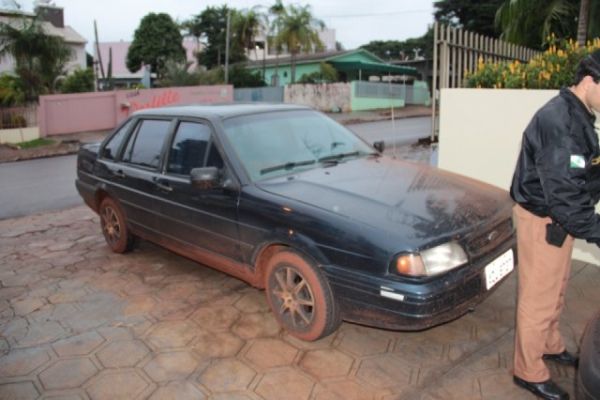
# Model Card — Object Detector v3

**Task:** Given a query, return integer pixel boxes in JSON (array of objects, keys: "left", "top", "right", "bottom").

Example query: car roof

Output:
[{"left": 132, "top": 103, "right": 312, "bottom": 120}]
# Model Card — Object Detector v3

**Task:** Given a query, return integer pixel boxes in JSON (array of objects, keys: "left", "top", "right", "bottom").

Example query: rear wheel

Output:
[
  {"left": 265, "top": 249, "right": 341, "bottom": 341},
  {"left": 99, "top": 197, "right": 134, "bottom": 253}
]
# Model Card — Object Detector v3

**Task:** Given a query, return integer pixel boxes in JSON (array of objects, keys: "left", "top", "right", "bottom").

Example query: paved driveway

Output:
[{"left": 0, "top": 207, "right": 597, "bottom": 399}]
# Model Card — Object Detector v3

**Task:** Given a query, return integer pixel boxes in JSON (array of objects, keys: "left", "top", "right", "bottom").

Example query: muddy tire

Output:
[
  {"left": 265, "top": 249, "right": 341, "bottom": 341},
  {"left": 99, "top": 197, "right": 134, "bottom": 253}
]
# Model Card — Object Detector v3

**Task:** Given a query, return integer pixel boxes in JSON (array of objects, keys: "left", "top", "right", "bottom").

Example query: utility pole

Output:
[{"left": 225, "top": 10, "right": 231, "bottom": 84}]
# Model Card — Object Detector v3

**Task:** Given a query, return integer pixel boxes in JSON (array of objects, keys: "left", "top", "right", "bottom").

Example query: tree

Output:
[
  {"left": 361, "top": 27, "right": 434, "bottom": 60},
  {"left": 0, "top": 16, "right": 71, "bottom": 101},
  {"left": 185, "top": 6, "right": 246, "bottom": 70},
  {"left": 126, "top": 13, "right": 186, "bottom": 79},
  {"left": 234, "top": 7, "right": 265, "bottom": 59},
  {"left": 434, "top": 0, "right": 505, "bottom": 37},
  {"left": 59, "top": 68, "right": 94, "bottom": 93},
  {"left": 0, "top": 74, "right": 25, "bottom": 106},
  {"left": 496, "top": 0, "right": 600, "bottom": 49},
  {"left": 268, "top": 0, "right": 287, "bottom": 85},
  {"left": 274, "top": 4, "right": 324, "bottom": 83}
]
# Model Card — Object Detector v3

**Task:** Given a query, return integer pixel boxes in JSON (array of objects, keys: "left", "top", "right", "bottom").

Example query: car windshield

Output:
[{"left": 222, "top": 110, "right": 375, "bottom": 181}]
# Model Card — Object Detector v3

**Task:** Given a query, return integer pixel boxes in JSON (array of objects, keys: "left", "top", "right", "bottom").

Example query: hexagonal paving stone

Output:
[
  {"left": 97, "top": 339, "right": 150, "bottom": 368},
  {"left": 143, "top": 351, "right": 199, "bottom": 382},
  {"left": 233, "top": 291, "right": 270, "bottom": 313},
  {"left": 315, "top": 379, "right": 384, "bottom": 400},
  {"left": 52, "top": 331, "right": 105, "bottom": 357},
  {"left": 150, "top": 301, "right": 197, "bottom": 322},
  {"left": 0, "top": 346, "right": 50, "bottom": 377},
  {"left": 190, "top": 306, "right": 240, "bottom": 332},
  {"left": 300, "top": 349, "right": 354, "bottom": 379},
  {"left": 232, "top": 313, "right": 280, "bottom": 340},
  {"left": 86, "top": 369, "right": 151, "bottom": 400},
  {"left": 198, "top": 359, "right": 256, "bottom": 392},
  {"left": 122, "top": 295, "right": 157, "bottom": 316},
  {"left": 148, "top": 381, "right": 207, "bottom": 400},
  {"left": 193, "top": 331, "right": 245, "bottom": 359},
  {"left": 337, "top": 327, "right": 391, "bottom": 357},
  {"left": 356, "top": 355, "right": 413, "bottom": 389},
  {"left": 39, "top": 358, "right": 99, "bottom": 390},
  {"left": 146, "top": 320, "right": 198, "bottom": 349},
  {"left": 255, "top": 368, "right": 314, "bottom": 400},
  {"left": 245, "top": 338, "right": 298, "bottom": 370},
  {"left": 0, "top": 381, "right": 39, "bottom": 400}
]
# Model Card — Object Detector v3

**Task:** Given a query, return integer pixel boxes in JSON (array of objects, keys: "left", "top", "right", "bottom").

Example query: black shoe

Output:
[
  {"left": 513, "top": 376, "right": 569, "bottom": 400},
  {"left": 543, "top": 350, "right": 579, "bottom": 367}
]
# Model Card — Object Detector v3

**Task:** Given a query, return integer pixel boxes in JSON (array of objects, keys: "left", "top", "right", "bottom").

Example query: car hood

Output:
[{"left": 256, "top": 156, "right": 513, "bottom": 248}]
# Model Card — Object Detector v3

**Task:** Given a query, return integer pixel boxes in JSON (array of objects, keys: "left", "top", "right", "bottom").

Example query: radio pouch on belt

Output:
[{"left": 546, "top": 221, "right": 567, "bottom": 247}]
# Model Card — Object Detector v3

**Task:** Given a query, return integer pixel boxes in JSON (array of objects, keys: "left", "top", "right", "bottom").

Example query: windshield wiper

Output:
[
  {"left": 318, "top": 151, "right": 361, "bottom": 163},
  {"left": 260, "top": 159, "right": 316, "bottom": 175}
]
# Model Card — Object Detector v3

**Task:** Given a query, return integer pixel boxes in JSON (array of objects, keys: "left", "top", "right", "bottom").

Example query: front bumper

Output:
[{"left": 323, "top": 237, "right": 516, "bottom": 331}]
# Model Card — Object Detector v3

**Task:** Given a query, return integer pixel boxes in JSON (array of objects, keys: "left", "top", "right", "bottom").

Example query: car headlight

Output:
[{"left": 391, "top": 242, "right": 468, "bottom": 277}]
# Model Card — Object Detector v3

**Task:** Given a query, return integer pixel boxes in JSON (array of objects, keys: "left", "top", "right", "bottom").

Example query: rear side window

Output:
[
  {"left": 122, "top": 119, "right": 171, "bottom": 169},
  {"left": 167, "top": 122, "right": 212, "bottom": 175},
  {"left": 102, "top": 119, "right": 134, "bottom": 160}
]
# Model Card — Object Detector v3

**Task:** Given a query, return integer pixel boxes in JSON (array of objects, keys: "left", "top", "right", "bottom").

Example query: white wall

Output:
[{"left": 438, "top": 88, "right": 600, "bottom": 265}]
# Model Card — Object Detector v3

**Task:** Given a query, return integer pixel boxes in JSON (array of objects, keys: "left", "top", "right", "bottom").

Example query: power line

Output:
[{"left": 321, "top": 9, "right": 431, "bottom": 19}]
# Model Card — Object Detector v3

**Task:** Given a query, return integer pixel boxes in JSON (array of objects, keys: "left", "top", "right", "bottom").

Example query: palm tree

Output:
[
  {"left": 233, "top": 6, "right": 265, "bottom": 61},
  {"left": 496, "top": 0, "right": 600, "bottom": 49},
  {"left": 269, "top": 0, "right": 286, "bottom": 85},
  {"left": 274, "top": 4, "right": 324, "bottom": 83},
  {"left": 0, "top": 16, "right": 71, "bottom": 100}
]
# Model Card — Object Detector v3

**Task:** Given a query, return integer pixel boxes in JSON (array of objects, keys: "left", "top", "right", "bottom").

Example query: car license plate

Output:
[{"left": 484, "top": 249, "right": 514, "bottom": 290}]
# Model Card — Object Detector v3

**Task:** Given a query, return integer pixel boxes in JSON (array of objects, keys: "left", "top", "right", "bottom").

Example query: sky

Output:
[{"left": 14, "top": 0, "right": 435, "bottom": 52}]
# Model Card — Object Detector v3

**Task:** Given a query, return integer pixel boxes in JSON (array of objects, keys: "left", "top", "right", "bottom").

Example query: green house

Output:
[{"left": 246, "top": 48, "right": 420, "bottom": 86}]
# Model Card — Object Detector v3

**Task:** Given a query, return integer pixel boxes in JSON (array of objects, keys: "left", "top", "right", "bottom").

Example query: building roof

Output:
[
  {"left": 0, "top": 13, "right": 86, "bottom": 45},
  {"left": 246, "top": 48, "right": 420, "bottom": 77}
]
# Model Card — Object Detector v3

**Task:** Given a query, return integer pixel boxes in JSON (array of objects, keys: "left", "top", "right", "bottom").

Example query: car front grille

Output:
[{"left": 465, "top": 219, "right": 514, "bottom": 260}]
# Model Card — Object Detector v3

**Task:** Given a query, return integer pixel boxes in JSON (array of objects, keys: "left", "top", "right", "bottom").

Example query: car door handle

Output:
[
  {"left": 115, "top": 169, "right": 126, "bottom": 178},
  {"left": 155, "top": 181, "right": 173, "bottom": 193}
]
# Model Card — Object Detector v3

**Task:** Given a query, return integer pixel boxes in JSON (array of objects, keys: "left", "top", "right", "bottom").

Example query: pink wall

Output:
[{"left": 39, "top": 85, "right": 233, "bottom": 137}]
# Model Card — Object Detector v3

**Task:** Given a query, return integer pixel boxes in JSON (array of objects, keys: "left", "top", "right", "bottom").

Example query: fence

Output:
[
  {"left": 234, "top": 87, "right": 284, "bottom": 103},
  {"left": 0, "top": 105, "right": 38, "bottom": 129},
  {"left": 431, "top": 22, "right": 540, "bottom": 138},
  {"left": 354, "top": 81, "right": 430, "bottom": 105}
]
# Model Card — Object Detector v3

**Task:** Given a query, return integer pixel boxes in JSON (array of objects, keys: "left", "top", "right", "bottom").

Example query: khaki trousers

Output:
[{"left": 513, "top": 204, "right": 574, "bottom": 382}]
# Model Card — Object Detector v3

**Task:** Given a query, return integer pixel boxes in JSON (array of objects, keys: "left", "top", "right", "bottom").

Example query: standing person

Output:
[{"left": 510, "top": 49, "right": 600, "bottom": 400}]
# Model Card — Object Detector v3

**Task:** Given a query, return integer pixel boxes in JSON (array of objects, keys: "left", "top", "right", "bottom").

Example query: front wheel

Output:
[
  {"left": 265, "top": 249, "right": 341, "bottom": 341},
  {"left": 99, "top": 197, "right": 135, "bottom": 253}
]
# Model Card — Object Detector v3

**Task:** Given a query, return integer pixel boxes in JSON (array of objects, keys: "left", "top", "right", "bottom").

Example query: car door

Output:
[
  {"left": 152, "top": 119, "right": 242, "bottom": 262},
  {"left": 108, "top": 118, "right": 174, "bottom": 234}
]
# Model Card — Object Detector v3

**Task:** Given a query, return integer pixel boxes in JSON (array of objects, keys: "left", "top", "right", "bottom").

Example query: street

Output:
[
  {"left": 0, "top": 155, "right": 81, "bottom": 220},
  {"left": 0, "top": 117, "right": 432, "bottom": 220}
]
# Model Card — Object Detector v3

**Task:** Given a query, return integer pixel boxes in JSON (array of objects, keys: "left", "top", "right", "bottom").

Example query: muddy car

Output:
[{"left": 76, "top": 104, "right": 516, "bottom": 341}]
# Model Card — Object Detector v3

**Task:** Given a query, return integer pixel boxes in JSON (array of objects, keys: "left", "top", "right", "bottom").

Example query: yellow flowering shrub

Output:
[{"left": 466, "top": 37, "right": 600, "bottom": 89}]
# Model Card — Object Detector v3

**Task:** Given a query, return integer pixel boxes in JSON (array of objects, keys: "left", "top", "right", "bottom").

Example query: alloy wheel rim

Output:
[
  {"left": 101, "top": 206, "right": 121, "bottom": 244},
  {"left": 272, "top": 265, "right": 315, "bottom": 329}
]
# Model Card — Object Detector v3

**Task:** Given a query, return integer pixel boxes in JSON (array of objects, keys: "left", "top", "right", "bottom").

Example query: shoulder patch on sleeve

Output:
[{"left": 570, "top": 154, "right": 586, "bottom": 168}]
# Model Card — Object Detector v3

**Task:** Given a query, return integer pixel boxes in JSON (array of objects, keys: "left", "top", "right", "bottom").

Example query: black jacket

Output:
[{"left": 511, "top": 88, "right": 600, "bottom": 243}]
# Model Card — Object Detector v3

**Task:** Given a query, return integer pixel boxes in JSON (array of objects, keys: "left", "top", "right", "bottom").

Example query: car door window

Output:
[
  {"left": 122, "top": 119, "right": 171, "bottom": 169},
  {"left": 167, "top": 122, "right": 214, "bottom": 175},
  {"left": 102, "top": 118, "right": 134, "bottom": 160}
]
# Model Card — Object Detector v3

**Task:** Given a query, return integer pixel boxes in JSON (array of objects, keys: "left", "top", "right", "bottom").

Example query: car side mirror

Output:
[
  {"left": 373, "top": 141, "right": 385, "bottom": 153},
  {"left": 190, "top": 167, "right": 220, "bottom": 189}
]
